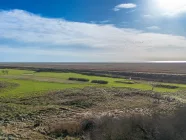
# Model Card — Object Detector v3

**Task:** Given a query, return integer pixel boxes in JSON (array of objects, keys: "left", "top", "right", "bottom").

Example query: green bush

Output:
[
  {"left": 68, "top": 77, "right": 89, "bottom": 82},
  {"left": 154, "top": 84, "right": 178, "bottom": 89},
  {"left": 91, "top": 80, "right": 108, "bottom": 84},
  {"left": 115, "top": 81, "right": 134, "bottom": 84}
]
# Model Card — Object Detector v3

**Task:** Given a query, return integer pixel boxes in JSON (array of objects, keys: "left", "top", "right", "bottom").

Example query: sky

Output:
[{"left": 0, "top": 0, "right": 186, "bottom": 62}]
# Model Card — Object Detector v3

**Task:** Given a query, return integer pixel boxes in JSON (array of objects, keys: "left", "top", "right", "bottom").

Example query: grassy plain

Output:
[{"left": 1, "top": 69, "right": 186, "bottom": 98}]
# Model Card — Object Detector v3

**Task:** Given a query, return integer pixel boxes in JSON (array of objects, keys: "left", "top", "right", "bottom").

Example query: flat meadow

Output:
[{"left": 1, "top": 69, "right": 186, "bottom": 98}]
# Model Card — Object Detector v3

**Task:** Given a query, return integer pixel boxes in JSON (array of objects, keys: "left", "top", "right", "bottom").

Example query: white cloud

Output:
[
  {"left": 143, "top": 14, "right": 153, "bottom": 18},
  {"left": 113, "top": 3, "right": 137, "bottom": 11},
  {"left": 156, "top": 0, "right": 186, "bottom": 16},
  {"left": 126, "top": 9, "right": 136, "bottom": 14},
  {"left": 163, "top": 8, "right": 186, "bottom": 16},
  {"left": 0, "top": 9, "right": 186, "bottom": 61},
  {"left": 146, "top": 26, "right": 160, "bottom": 30}
]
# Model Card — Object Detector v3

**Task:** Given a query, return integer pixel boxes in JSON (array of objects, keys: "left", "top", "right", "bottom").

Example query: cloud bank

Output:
[{"left": 0, "top": 9, "right": 186, "bottom": 62}]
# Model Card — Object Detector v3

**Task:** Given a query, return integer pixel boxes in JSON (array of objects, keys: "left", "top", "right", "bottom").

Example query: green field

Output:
[{"left": 1, "top": 69, "right": 186, "bottom": 98}]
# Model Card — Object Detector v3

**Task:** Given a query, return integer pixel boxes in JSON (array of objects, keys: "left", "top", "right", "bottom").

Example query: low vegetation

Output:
[
  {"left": 0, "top": 81, "right": 19, "bottom": 90},
  {"left": 0, "top": 82, "right": 7, "bottom": 89},
  {"left": 0, "top": 87, "right": 181, "bottom": 139}
]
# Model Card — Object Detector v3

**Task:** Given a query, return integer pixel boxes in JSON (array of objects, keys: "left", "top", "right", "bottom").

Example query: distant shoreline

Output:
[
  {"left": 0, "top": 61, "right": 186, "bottom": 64},
  {"left": 1, "top": 62, "right": 186, "bottom": 74}
]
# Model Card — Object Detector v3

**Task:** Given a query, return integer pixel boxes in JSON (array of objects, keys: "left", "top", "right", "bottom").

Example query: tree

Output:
[
  {"left": 1, "top": 70, "right": 8, "bottom": 75},
  {"left": 1, "top": 70, "right": 5, "bottom": 74}
]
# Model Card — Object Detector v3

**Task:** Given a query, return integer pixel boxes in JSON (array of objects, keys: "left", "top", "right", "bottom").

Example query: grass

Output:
[
  {"left": 0, "top": 78, "right": 90, "bottom": 98},
  {"left": 34, "top": 72, "right": 186, "bottom": 92},
  {"left": 0, "top": 69, "right": 34, "bottom": 76},
  {"left": 35, "top": 72, "right": 127, "bottom": 82},
  {"left": 0, "top": 69, "right": 186, "bottom": 98}
]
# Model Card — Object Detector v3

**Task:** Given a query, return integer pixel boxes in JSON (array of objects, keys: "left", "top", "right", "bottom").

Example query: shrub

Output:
[
  {"left": 91, "top": 80, "right": 108, "bottom": 84},
  {"left": 68, "top": 77, "right": 89, "bottom": 82},
  {"left": 83, "top": 107, "right": 186, "bottom": 140},
  {"left": 115, "top": 81, "right": 134, "bottom": 84},
  {"left": 154, "top": 84, "right": 178, "bottom": 89}
]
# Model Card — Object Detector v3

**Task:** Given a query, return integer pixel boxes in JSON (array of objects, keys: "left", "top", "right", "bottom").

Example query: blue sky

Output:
[{"left": 0, "top": 0, "right": 186, "bottom": 62}]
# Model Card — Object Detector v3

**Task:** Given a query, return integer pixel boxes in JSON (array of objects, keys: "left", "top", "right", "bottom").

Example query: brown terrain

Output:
[{"left": 0, "top": 62, "right": 186, "bottom": 74}]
